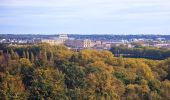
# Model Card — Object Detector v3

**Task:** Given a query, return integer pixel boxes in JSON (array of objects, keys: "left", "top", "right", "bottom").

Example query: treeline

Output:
[
  {"left": 110, "top": 46, "right": 170, "bottom": 60},
  {"left": 2, "top": 34, "right": 170, "bottom": 41},
  {"left": 69, "top": 34, "right": 170, "bottom": 41},
  {"left": 0, "top": 43, "right": 170, "bottom": 100}
]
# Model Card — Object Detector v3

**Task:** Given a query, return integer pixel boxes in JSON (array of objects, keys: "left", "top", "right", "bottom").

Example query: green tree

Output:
[
  {"left": 26, "top": 50, "right": 29, "bottom": 59},
  {"left": 23, "top": 51, "right": 26, "bottom": 58},
  {"left": 30, "top": 52, "right": 34, "bottom": 62},
  {"left": 28, "top": 67, "right": 67, "bottom": 100},
  {"left": 0, "top": 72, "right": 28, "bottom": 100}
]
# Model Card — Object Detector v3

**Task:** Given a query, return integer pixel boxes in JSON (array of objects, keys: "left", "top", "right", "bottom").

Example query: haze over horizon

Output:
[{"left": 0, "top": 0, "right": 170, "bottom": 35}]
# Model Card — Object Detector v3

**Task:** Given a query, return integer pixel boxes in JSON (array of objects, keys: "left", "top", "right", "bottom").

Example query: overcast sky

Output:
[{"left": 0, "top": 0, "right": 170, "bottom": 34}]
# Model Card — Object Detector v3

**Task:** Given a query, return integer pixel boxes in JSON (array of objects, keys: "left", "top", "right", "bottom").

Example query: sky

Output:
[{"left": 0, "top": 0, "right": 170, "bottom": 35}]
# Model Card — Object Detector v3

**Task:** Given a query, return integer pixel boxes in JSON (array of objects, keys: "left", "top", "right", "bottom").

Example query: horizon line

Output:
[{"left": 0, "top": 33, "right": 170, "bottom": 35}]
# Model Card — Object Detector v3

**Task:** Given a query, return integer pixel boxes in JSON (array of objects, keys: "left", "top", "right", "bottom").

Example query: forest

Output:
[
  {"left": 110, "top": 45, "right": 170, "bottom": 60},
  {"left": 0, "top": 43, "right": 170, "bottom": 100}
]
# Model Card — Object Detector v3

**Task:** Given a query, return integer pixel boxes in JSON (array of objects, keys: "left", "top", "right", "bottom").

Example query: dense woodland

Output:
[
  {"left": 110, "top": 45, "right": 170, "bottom": 60},
  {"left": 0, "top": 43, "right": 170, "bottom": 100}
]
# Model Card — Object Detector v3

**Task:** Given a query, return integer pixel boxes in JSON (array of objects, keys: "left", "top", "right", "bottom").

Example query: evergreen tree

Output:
[
  {"left": 23, "top": 51, "right": 26, "bottom": 58},
  {"left": 26, "top": 51, "right": 29, "bottom": 59},
  {"left": 30, "top": 52, "right": 34, "bottom": 62},
  {"left": 50, "top": 51, "right": 54, "bottom": 61},
  {"left": 42, "top": 49, "right": 47, "bottom": 64}
]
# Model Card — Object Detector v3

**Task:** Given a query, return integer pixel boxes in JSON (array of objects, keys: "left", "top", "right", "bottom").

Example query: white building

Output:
[
  {"left": 41, "top": 39, "right": 64, "bottom": 45},
  {"left": 65, "top": 39, "right": 93, "bottom": 48},
  {"left": 153, "top": 43, "right": 169, "bottom": 48},
  {"left": 41, "top": 34, "right": 69, "bottom": 45}
]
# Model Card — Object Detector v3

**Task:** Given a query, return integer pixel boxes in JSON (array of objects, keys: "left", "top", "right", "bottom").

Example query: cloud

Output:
[{"left": 0, "top": 0, "right": 170, "bottom": 34}]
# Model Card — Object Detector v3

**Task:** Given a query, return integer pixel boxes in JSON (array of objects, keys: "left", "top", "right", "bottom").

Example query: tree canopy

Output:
[{"left": 0, "top": 43, "right": 170, "bottom": 100}]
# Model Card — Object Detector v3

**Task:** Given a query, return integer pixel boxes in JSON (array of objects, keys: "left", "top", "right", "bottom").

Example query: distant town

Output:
[{"left": 1, "top": 34, "right": 170, "bottom": 50}]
